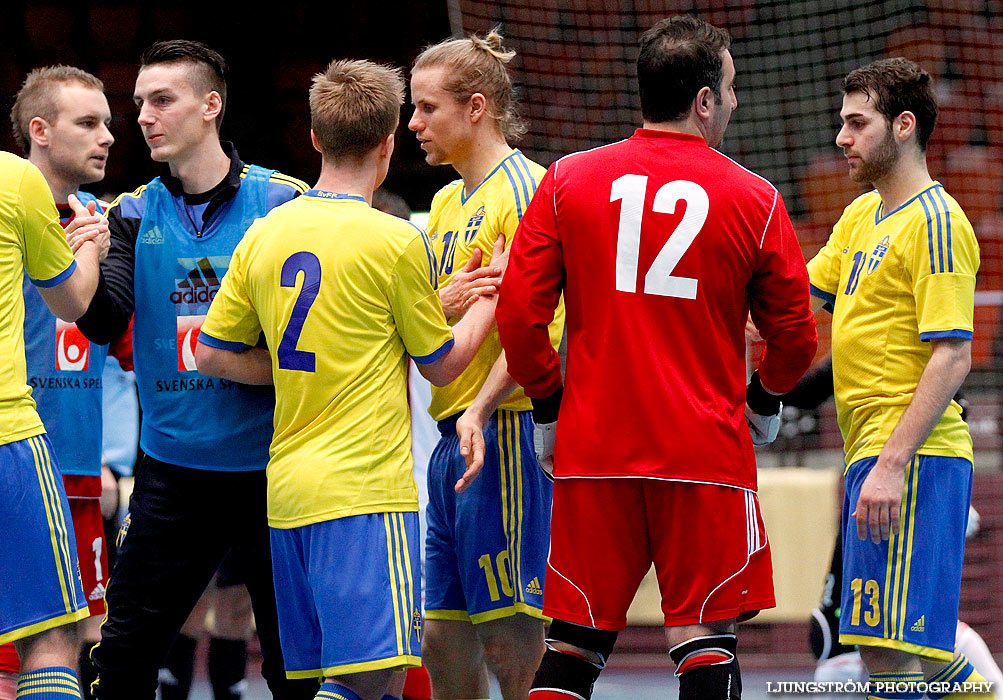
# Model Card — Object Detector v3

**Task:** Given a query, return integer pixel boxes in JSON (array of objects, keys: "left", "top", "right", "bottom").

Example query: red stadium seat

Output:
[
  {"left": 984, "top": 84, "right": 1003, "bottom": 150},
  {"left": 940, "top": 146, "right": 1003, "bottom": 225},
  {"left": 972, "top": 216, "right": 1003, "bottom": 367},
  {"left": 956, "top": 29, "right": 1003, "bottom": 85},
  {"left": 884, "top": 25, "right": 947, "bottom": 82},
  {"left": 800, "top": 152, "right": 868, "bottom": 226}
]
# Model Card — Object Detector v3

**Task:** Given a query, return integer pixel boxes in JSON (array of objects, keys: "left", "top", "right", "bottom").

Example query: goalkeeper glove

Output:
[{"left": 531, "top": 386, "right": 563, "bottom": 480}]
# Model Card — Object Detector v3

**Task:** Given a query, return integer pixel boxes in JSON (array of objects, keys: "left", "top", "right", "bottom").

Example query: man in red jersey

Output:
[{"left": 496, "top": 16, "right": 817, "bottom": 700}]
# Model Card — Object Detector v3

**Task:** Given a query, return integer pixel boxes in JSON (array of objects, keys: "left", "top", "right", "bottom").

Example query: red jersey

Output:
[{"left": 497, "top": 129, "right": 816, "bottom": 490}]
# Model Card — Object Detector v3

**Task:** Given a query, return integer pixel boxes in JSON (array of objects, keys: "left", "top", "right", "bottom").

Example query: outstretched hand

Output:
[{"left": 454, "top": 408, "right": 487, "bottom": 492}]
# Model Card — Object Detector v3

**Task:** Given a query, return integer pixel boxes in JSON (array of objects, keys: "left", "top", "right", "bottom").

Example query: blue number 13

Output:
[{"left": 277, "top": 251, "right": 321, "bottom": 372}]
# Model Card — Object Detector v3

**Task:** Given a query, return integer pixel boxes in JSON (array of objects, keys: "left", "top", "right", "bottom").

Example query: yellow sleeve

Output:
[
  {"left": 390, "top": 232, "right": 454, "bottom": 363},
  {"left": 806, "top": 215, "right": 849, "bottom": 305},
  {"left": 19, "top": 161, "right": 75, "bottom": 286},
  {"left": 200, "top": 237, "right": 263, "bottom": 350},
  {"left": 909, "top": 197, "right": 977, "bottom": 340}
]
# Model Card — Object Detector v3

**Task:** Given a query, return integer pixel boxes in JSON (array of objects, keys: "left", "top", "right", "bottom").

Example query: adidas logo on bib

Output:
[
  {"left": 911, "top": 616, "right": 925, "bottom": 632},
  {"left": 525, "top": 577, "right": 542, "bottom": 596}
]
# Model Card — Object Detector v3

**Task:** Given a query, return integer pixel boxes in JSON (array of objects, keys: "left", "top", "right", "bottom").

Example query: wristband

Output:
[
  {"left": 746, "top": 370, "right": 781, "bottom": 416},
  {"left": 531, "top": 385, "right": 563, "bottom": 424}
]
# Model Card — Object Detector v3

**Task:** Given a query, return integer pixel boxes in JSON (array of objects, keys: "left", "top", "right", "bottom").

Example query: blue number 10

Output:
[{"left": 277, "top": 251, "right": 321, "bottom": 372}]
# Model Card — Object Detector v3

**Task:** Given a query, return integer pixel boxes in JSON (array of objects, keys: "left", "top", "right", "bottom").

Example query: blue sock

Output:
[
  {"left": 17, "top": 666, "right": 81, "bottom": 698},
  {"left": 316, "top": 681, "right": 363, "bottom": 700},
  {"left": 926, "top": 654, "right": 988, "bottom": 699},
  {"left": 381, "top": 696, "right": 401, "bottom": 700},
  {"left": 867, "top": 670, "right": 924, "bottom": 699}
]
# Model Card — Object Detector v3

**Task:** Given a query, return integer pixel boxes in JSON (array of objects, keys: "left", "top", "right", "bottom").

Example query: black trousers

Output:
[{"left": 90, "top": 455, "right": 317, "bottom": 700}]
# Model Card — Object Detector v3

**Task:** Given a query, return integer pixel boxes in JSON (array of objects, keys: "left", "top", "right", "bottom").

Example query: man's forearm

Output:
[
  {"left": 879, "top": 339, "right": 971, "bottom": 469},
  {"left": 195, "top": 345, "right": 274, "bottom": 386},
  {"left": 37, "top": 242, "right": 101, "bottom": 322},
  {"left": 464, "top": 351, "right": 519, "bottom": 420},
  {"left": 422, "top": 296, "right": 498, "bottom": 386}
]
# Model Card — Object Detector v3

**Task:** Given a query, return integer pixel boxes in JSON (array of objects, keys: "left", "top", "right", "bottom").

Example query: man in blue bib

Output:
[{"left": 75, "top": 40, "right": 315, "bottom": 700}]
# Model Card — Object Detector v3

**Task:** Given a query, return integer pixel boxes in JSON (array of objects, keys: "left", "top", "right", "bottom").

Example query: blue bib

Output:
[
  {"left": 22, "top": 193, "right": 107, "bottom": 476},
  {"left": 133, "top": 167, "right": 275, "bottom": 470}
]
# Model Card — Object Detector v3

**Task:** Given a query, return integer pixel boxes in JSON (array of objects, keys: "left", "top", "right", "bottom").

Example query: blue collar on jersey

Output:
[
  {"left": 304, "top": 189, "right": 367, "bottom": 203},
  {"left": 875, "top": 182, "right": 943, "bottom": 225},
  {"left": 461, "top": 149, "right": 521, "bottom": 204}
]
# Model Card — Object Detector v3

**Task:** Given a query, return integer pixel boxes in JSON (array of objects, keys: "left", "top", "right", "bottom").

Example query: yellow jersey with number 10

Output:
[
  {"left": 427, "top": 150, "right": 565, "bottom": 422},
  {"left": 806, "top": 183, "right": 977, "bottom": 468}
]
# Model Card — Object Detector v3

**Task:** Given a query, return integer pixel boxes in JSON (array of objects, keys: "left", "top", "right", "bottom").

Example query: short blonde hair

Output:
[
  {"left": 10, "top": 65, "right": 105, "bottom": 154},
  {"left": 413, "top": 28, "right": 527, "bottom": 143},
  {"left": 310, "top": 59, "right": 404, "bottom": 161}
]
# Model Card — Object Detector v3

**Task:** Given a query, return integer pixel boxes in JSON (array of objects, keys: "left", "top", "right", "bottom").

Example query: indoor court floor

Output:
[{"left": 182, "top": 667, "right": 819, "bottom": 699}]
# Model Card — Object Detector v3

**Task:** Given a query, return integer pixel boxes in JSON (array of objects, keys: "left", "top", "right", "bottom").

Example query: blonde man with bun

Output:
[
  {"left": 408, "top": 30, "right": 565, "bottom": 700},
  {"left": 197, "top": 58, "right": 499, "bottom": 700}
]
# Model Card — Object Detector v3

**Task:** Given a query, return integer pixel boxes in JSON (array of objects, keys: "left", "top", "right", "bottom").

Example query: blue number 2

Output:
[{"left": 277, "top": 251, "right": 321, "bottom": 372}]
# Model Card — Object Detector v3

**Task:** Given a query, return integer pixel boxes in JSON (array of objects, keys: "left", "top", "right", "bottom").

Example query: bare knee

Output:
[
  {"left": 14, "top": 625, "right": 79, "bottom": 672},
  {"left": 665, "top": 619, "right": 736, "bottom": 650},
  {"left": 478, "top": 615, "right": 544, "bottom": 675},
  {"left": 331, "top": 668, "right": 395, "bottom": 700},
  {"left": 209, "top": 585, "right": 253, "bottom": 640},
  {"left": 422, "top": 620, "right": 483, "bottom": 673},
  {"left": 859, "top": 644, "right": 921, "bottom": 673}
]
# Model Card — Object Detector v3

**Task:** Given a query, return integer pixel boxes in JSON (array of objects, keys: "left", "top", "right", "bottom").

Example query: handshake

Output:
[
  {"left": 64, "top": 193, "right": 111, "bottom": 261},
  {"left": 745, "top": 370, "right": 782, "bottom": 446}
]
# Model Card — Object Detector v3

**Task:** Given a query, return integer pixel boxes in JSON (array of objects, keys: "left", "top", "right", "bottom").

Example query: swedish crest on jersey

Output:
[
  {"left": 867, "top": 236, "right": 890, "bottom": 274},
  {"left": 465, "top": 206, "right": 485, "bottom": 243}
]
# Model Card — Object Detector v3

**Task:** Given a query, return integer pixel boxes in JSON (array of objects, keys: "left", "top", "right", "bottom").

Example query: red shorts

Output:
[
  {"left": 545, "top": 478, "right": 775, "bottom": 630},
  {"left": 64, "top": 474, "right": 108, "bottom": 618},
  {"left": 0, "top": 645, "right": 16, "bottom": 676}
]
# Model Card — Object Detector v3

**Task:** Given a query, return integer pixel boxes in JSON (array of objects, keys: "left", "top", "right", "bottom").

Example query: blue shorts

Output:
[
  {"left": 270, "top": 512, "right": 421, "bottom": 678},
  {"left": 0, "top": 434, "right": 88, "bottom": 643},
  {"left": 839, "top": 454, "right": 972, "bottom": 661},
  {"left": 425, "top": 410, "right": 553, "bottom": 623}
]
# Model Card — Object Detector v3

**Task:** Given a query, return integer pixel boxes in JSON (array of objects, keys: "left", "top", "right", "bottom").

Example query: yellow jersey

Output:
[
  {"left": 200, "top": 191, "right": 454, "bottom": 528},
  {"left": 807, "top": 183, "right": 977, "bottom": 467},
  {"left": 0, "top": 153, "right": 77, "bottom": 446},
  {"left": 427, "top": 150, "right": 565, "bottom": 421}
]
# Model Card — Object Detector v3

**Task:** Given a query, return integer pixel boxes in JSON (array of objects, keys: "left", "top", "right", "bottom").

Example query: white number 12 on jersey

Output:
[{"left": 611, "top": 175, "right": 709, "bottom": 299}]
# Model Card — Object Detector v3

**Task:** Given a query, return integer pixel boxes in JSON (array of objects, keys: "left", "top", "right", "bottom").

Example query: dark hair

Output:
[
  {"left": 140, "top": 40, "right": 228, "bottom": 130},
  {"left": 842, "top": 58, "right": 938, "bottom": 150},
  {"left": 637, "top": 15, "right": 731, "bottom": 123}
]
